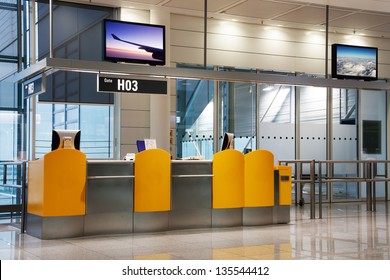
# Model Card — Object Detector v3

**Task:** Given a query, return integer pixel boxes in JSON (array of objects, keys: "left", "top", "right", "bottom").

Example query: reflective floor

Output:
[{"left": 1, "top": 202, "right": 390, "bottom": 260}]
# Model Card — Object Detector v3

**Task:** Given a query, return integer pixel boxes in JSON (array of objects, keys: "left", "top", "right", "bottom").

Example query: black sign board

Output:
[
  {"left": 97, "top": 75, "right": 167, "bottom": 94},
  {"left": 23, "top": 74, "right": 46, "bottom": 98}
]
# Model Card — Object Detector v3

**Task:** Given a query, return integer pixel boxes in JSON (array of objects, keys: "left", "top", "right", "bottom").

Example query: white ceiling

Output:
[{"left": 60, "top": 0, "right": 390, "bottom": 37}]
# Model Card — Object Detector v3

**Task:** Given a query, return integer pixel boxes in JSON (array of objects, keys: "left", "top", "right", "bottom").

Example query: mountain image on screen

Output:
[
  {"left": 333, "top": 44, "right": 378, "bottom": 80},
  {"left": 337, "top": 57, "right": 376, "bottom": 77}
]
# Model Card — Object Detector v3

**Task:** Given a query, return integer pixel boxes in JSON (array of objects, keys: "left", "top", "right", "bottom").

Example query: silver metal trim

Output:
[
  {"left": 171, "top": 174, "right": 213, "bottom": 178},
  {"left": 87, "top": 175, "right": 135, "bottom": 180}
]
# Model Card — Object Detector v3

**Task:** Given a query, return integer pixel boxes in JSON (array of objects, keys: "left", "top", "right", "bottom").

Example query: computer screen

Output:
[
  {"left": 221, "top": 132, "right": 234, "bottom": 151},
  {"left": 332, "top": 44, "right": 378, "bottom": 81},
  {"left": 51, "top": 130, "right": 81, "bottom": 151},
  {"left": 103, "top": 19, "right": 166, "bottom": 66}
]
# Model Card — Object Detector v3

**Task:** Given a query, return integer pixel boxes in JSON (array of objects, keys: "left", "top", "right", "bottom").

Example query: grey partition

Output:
[
  {"left": 85, "top": 160, "right": 134, "bottom": 235},
  {"left": 170, "top": 160, "right": 212, "bottom": 230},
  {"left": 273, "top": 169, "right": 291, "bottom": 224}
]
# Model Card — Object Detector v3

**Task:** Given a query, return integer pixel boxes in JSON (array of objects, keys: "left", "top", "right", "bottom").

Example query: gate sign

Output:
[
  {"left": 23, "top": 74, "right": 46, "bottom": 98},
  {"left": 97, "top": 75, "right": 167, "bottom": 94}
]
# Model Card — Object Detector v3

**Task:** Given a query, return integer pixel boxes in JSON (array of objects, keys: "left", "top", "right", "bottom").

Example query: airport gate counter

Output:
[{"left": 26, "top": 148, "right": 291, "bottom": 239}]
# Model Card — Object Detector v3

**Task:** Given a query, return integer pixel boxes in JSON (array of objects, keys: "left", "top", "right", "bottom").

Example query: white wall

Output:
[
  {"left": 119, "top": 9, "right": 151, "bottom": 157},
  {"left": 119, "top": 8, "right": 390, "bottom": 158},
  {"left": 171, "top": 13, "right": 390, "bottom": 78}
]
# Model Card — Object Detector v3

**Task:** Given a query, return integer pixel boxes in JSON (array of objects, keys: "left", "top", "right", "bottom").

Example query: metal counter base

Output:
[
  {"left": 133, "top": 212, "right": 169, "bottom": 233},
  {"left": 84, "top": 212, "right": 133, "bottom": 235},
  {"left": 212, "top": 208, "right": 243, "bottom": 227},
  {"left": 273, "top": 205, "right": 291, "bottom": 224},
  {"left": 169, "top": 209, "right": 212, "bottom": 230},
  {"left": 243, "top": 207, "right": 274, "bottom": 226},
  {"left": 26, "top": 213, "right": 84, "bottom": 239},
  {"left": 170, "top": 160, "right": 212, "bottom": 230},
  {"left": 85, "top": 160, "right": 134, "bottom": 236}
]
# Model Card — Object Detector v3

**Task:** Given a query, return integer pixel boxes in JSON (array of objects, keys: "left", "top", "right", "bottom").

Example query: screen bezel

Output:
[
  {"left": 331, "top": 44, "right": 378, "bottom": 81},
  {"left": 103, "top": 19, "right": 166, "bottom": 66}
]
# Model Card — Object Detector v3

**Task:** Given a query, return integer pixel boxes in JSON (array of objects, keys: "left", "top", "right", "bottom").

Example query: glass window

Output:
[
  {"left": 0, "top": 74, "right": 18, "bottom": 109},
  {"left": 259, "top": 84, "right": 295, "bottom": 163},
  {"left": 0, "top": 111, "right": 21, "bottom": 161},
  {"left": 30, "top": 2, "right": 115, "bottom": 160},
  {"left": 360, "top": 89, "right": 387, "bottom": 200},
  {"left": 0, "top": 3, "right": 18, "bottom": 58},
  {"left": 332, "top": 88, "right": 358, "bottom": 200},
  {"left": 0, "top": 1, "right": 18, "bottom": 109},
  {"left": 35, "top": 2, "right": 114, "bottom": 104},
  {"left": 80, "top": 105, "right": 114, "bottom": 158},
  {"left": 0, "top": 111, "right": 23, "bottom": 216},
  {"left": 35, "top": 103, "right": 114, "bottom": 159},
  {"left": 299, "top": 86, "right": 327, "bottom": 160},
  {"left": 176, "top": 78, "right": 214, "bottom": 159},
  {"left": 218, "top": 68, "right": 257, "bottom": 154},
  {"left": 219, "top": 80, "right": 257, "bottom": 153}
]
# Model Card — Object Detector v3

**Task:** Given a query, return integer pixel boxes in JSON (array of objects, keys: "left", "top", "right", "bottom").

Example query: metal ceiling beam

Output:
[{"left": 12, "top": 57, "right": 390, "bottom": 91}]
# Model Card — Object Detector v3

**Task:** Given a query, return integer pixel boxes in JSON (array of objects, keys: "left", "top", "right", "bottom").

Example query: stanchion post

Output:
[
  {"left": 310, "top": 160, "right": 315, "bottom": 219},
  {"left": 3, "top": 165, "right": 7, "bottom": 185},
  {"left": 297, "top": 162, "right": 302, "bottom": 206},
  {"left": 318, "top": 161, "right": 322, "bottom": 219},
  {"left": 365, "top": 162, "right": 372, "bottom": 211},
  {"left": 372, "top": 161, "right": 376, "bottom": 212},
  {"left": 21, "top": 162, "right": 27, "bottom": 233}
]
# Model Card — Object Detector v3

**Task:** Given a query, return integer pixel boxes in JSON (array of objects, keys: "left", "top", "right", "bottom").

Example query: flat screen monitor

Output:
[
  {"left": 221, "top": 132, "right": 234, "bottom": 151},
  {"left": 51, "top": 130, "right": 81, "bottom": 151},
  {"left": 103, "top": 19, "right": 165, "bottom": 66},
  {"left": 332, "top": 44, "right": 378, "bottom": 81}
]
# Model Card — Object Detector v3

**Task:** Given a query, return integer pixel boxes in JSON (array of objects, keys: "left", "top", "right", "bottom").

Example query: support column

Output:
[{"left": 150, "top": 10, "right": 170, "bottom": 152}]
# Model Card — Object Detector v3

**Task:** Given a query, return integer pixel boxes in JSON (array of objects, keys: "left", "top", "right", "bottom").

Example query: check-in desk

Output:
[{"left": 26, "top": 148, "right": 291, "bottom": 239}]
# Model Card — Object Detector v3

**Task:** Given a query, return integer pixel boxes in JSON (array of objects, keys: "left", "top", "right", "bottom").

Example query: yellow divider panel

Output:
[
  {"left": 275, "top": 165, "right": 292, "bottom": 205},
  {"left": 212, "top": 150, "right": 244, "bottom": 208},
  {"left": 245, "top": 150, "right": 274, "bottom": 207},
  {"left": 28, "top": 149, "right": 86, "bottom": 217},
  {"left": 27, "top": 158, "right": 45, "bottom": 215},
  {"left": 134, "top": 149, "right": 171, "bottom": 212}
]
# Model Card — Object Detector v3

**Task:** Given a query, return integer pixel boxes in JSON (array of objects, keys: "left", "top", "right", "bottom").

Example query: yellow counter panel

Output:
[
  {"left": 27, "top": 149, "right": 86, "bottom": 217},
  {"left": 245, "top": 150, "right": 274, "bottom": 207},
  {"left": 134, "top": 149, "right": 171, "bottom": 212},
  {"left": 212, "top": 150, "right": 244, "bottom": 208}
]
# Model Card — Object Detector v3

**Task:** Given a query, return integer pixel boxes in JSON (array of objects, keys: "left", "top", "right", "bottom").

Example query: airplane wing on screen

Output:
[{"left": 111, "top": 33, "right": 164, "bottom": 61}]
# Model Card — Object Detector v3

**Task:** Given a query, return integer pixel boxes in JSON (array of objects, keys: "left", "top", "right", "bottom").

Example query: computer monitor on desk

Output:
[
  {"left": 221, "top": 132, "right": 234, "bottom": 151},
  {"left": 51, "top": 129, "right": 81, "bottom": 151}
]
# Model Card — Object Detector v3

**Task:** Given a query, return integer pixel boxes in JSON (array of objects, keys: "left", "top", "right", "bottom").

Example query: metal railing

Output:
[
  {"left": 279, "top": 159, "right": 390, "bottom": 220},
  {"left": 278, "top": 160, "right": 316, "bottom": 219},
  {"left": 0, "top": 161, "right": 27, "bottom": 233}
]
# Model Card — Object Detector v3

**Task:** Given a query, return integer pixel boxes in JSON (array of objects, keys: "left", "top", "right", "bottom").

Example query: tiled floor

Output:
[{"left": 1, "top": 202, "right": 390, "bottom": 260}]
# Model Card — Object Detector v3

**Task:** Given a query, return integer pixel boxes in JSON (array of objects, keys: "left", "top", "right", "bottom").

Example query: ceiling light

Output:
[{"left": 263, "top": 85, "right": 274, "bottom": 91}]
